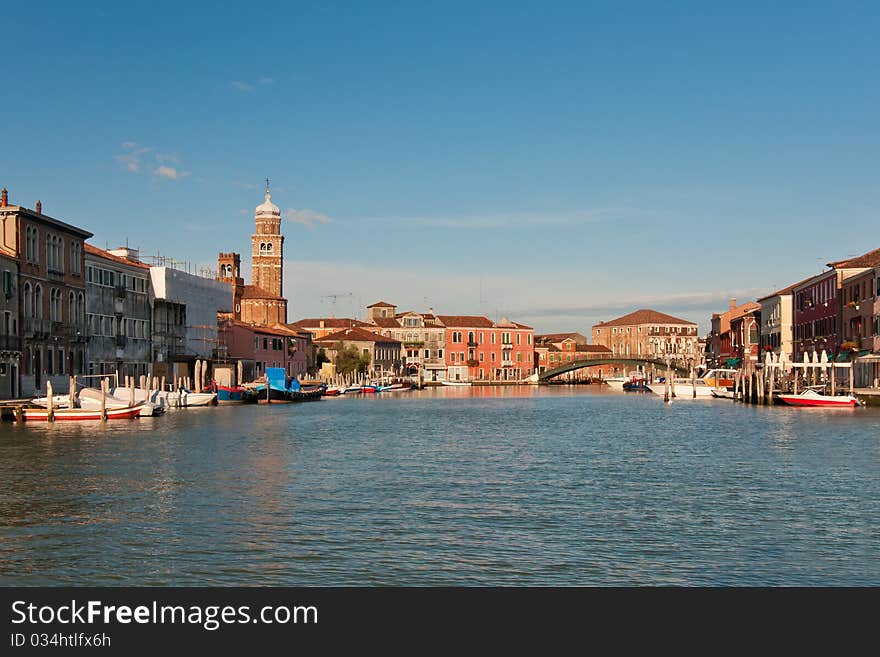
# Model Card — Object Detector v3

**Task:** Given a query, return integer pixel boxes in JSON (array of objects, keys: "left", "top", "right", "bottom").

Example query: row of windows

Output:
[
  {"left": 23, "top": 346, "right": 86, "bottom": 376},
  {"left": 448, "top": 351, "right": 526, "bottom": 363},
  {"left": 450, "top": 331, "right": 532, "bottom": 345},
  {"left": 842, "top": 277, "right": 877, "bottom": 305},
  {"left": 86, "top": 266, "right": 148, "bottom": 293},
  {"left": 22, "top": 283, "right": 85, "bottom": 322},
  {"left": 795, "top": 317, "right": 837, "bottom": 340},
  {"left": 87, "top": 314, "right": 149, "bottom": 339},
  {"left": 597, "top": 325, "right": 696, "bottom": 336},
  {"left": 796, "top": 277, "right": 835, "bottom": 311},
  {"left": 23, "top": 228, "right": 83, "bottom": 275}
]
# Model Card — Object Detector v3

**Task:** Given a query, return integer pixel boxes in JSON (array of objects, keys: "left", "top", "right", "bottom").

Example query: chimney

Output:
[
  {"left": 1, "top": 188, "right": 7, "bottom": 207},
  {"left": 319, "top": 320, "right": 325, "bottom": 329},
  {"left": 729, "top": 298, "right": 736, "bottom": 312},
  {"left": 35, "top": 200, "right": 42, "bottom": 214}
]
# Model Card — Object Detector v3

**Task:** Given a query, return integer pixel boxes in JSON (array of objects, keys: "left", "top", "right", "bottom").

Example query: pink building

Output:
[
  {"left": 439, "top": 315, "right": 534, "bottom": 382},
  {"left": 219, "top": 319, "right": 312, "bottom": 382}
]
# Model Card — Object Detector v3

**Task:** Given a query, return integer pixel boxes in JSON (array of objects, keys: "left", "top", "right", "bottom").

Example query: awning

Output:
[{"left": 724, "top": 357, "right": 741, "bottom": 366}]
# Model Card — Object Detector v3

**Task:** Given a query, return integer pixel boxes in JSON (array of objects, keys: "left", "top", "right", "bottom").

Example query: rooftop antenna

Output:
[{"left": 320, "top": 292, "right": 353, "bottom": 319}]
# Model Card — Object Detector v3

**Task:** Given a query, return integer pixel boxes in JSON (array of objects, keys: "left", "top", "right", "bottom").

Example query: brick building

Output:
[
  {"left": 0, "top": 189, "right": 91, "bottom": 394},
  {"left": 592, "top": 309, "right": 699, "bottom": 366}
]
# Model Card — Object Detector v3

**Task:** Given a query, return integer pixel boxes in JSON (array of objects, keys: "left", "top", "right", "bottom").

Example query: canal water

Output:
[{"left": 1, "top": 386, "right": 878, "bottom": 586}]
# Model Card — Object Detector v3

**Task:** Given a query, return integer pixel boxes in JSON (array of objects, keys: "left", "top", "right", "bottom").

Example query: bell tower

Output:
[
  {"left": 252, "top": 178, "right": 284, "bottom": 298},
  {"left": 217, "top": 252, "right": 244, "bottom": 320}
]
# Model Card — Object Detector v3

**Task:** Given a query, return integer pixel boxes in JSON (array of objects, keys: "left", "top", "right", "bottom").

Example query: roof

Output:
[
  {"left": 436, "top": 315, "right": 496, "bottom": 328},
  {"left": 827, "top": 247, "right": 880, "bottom": 269},
  {"left": 593, "top": 309, "right": 696, "bottom": 328},
  {"left": 367, "top": 301, "right": 396, "bottom": 308},
  {"left": 580, "top": 344, "right": 612, "bottom": 353},
  {"left": 84, "top": 243, "right": 151, "bottom": 270},
  {"left": 728, "top": 302, "right": 761, "bottom": 321},
  {"left": 537, "top": 332, "right": 588, "bottom": 344},
  {"left": 756, "top": 275, "right": 817, "bottom": 302},
  {"left": 314, "top": 326, "right": 402, "bottom": 344},
  {"left": 289, "top": 317, "right": 369, "bottom": 330},
  {"left": 223, "top": 320, "right": 305, "bottom": 338},
  {"left": 0, "top": 204, "right": 93, "bottom": 239},
  {"left": 241, "top": 285, "right": 285, "bottom": 301},
  {"left": 370, "top": 317, "right": 401, "bottom": 328}
]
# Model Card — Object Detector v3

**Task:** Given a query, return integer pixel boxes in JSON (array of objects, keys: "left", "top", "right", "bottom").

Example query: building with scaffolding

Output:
[{"left": 149, "top": 263, "right": 234, "bottom": 383}]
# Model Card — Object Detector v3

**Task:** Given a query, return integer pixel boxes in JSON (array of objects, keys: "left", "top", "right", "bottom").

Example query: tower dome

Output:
[{"left": 255, "top": 179, "right": 281, "bottom": 218}]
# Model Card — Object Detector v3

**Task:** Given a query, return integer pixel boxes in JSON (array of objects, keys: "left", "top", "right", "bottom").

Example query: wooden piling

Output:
[
  {"left": 129, "top": 377, "right": 135, "bottom": 406},
  {"left": 69, "top": 376, "right": 76, "bottom": 410},
  {"left": 46, "top": 380, "right": 55, "bottom": 423},
  {"left": 849, "top": 361, "right": 855, "bottom": 396},
  {"left": 831, "top": 364, "right": 836, "bottom": 396}
]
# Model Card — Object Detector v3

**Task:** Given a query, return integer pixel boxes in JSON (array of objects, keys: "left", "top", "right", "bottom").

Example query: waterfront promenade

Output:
[{"left": 1, "top": 386, "right": 878, "bottom": 586}]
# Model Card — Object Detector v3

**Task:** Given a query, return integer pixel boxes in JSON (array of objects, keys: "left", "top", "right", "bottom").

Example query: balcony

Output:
[
  {"left": 502, "top": 360, "right": 514, "bottom": 366},
  {"left": 115, "top": 285, "right": 127, "bottom": 299},
  {"left": 467, "top": 340, "right": 478, "bottom": 347},
  {"left": 68, "top": 323, "right": 88, "bottom": 342},
  {"left": 23, "top": 318, "right": 51, "bottom": 337},
  {"left": 115, "top": 334, "right": 127, "bottom": 348},
  {"left": 47, "top": 267, "right": 65, "bottom": 281},
  {"left": 0, "top": 335, "right": 22, "bottom": 352}
]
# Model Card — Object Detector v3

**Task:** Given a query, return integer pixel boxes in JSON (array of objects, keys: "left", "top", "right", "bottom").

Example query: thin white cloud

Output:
[
  {"left": 115, "top": 142, "right": 151, "bottom": 173},
  {"left": 285, "top": 208, "right": 333, "bottom": 227},
  {"left": 376, "top": 207, "right": 658, "bottom": 229},
  {"left": 154, "top": 165, "right": 189, "bottom": 180},
  {"left": 231, "top": 77, "right": 274, "bottom": 92}
]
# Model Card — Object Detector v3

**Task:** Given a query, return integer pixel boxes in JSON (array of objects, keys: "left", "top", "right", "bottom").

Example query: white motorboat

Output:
[
  {"left": 602, "top": 376, "right": 628, "bottom": 390},
  {"left": 777, "top": 389, "right": 860, "bottom": 408},
  {"left": 441, "top": 380, "right": 472, "bottom": 387},
  {"left": 647, "top": 368, "right": 738, "bottom": 399},
  {"left": 79, "top": 387, "right": 163, "bottom": 416},
  {"left": 110, "top": 387, "right": 216, "bottom": 408}
]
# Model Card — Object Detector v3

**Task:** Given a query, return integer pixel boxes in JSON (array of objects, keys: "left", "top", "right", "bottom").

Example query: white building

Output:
[{"left": 149, "top": 266, "right": 234, "bottom": 367}]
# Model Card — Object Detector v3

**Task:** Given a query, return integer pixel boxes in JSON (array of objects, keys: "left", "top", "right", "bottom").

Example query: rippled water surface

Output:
[{"left": 1, "top": 386, "right": 878, "bottom": 585}]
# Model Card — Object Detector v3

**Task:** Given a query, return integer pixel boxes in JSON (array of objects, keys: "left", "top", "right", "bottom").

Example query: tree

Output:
[
  {"left": 316, "top": 348, "right": 330, "bottom": 367},
  {"left": 334, "top": 343, "right": 371, "bottom": 376}
]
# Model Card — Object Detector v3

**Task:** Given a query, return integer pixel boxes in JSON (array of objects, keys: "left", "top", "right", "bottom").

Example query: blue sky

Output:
[{"left": 2, "top": 1, "right": 878, "bottom": 333}]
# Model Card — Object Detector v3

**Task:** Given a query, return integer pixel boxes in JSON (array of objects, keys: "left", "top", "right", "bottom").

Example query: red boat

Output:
[
  {"left": 16, "top": 404, "right": 145, "bottom": 421},
  {"left": 777, "top": 389, "right": 859, "bottom": 408}
]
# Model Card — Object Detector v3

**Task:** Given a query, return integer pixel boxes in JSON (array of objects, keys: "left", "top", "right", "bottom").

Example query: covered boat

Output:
[{"left": 257, "top": 368, "right": 324, "bottom": 402}]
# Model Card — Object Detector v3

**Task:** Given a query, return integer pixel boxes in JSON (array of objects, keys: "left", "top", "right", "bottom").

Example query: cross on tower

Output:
[{"left": 265, "top": 177, "right": 270, "bottom": 194}]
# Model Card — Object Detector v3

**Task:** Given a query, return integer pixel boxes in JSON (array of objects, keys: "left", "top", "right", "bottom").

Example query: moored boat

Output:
[
  {"left": 110, "top": 387, "right": 217, "bottom": 408},
  {"left": 777, "top": 389, "right": 860, "bottom": 407},
  {"left": 215, "top": 385, "right": 256, "bottom": 404},
  {"left": 16, "top": 403, "right": 144, "bottom": 421},
  {"left": 440, "top": 380, "right": 471, "bottom": 387}
]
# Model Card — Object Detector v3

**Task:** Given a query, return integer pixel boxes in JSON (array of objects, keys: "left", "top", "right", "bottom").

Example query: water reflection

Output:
[{"left": 1, "top": 387, "right": 879, "bottom": 585}]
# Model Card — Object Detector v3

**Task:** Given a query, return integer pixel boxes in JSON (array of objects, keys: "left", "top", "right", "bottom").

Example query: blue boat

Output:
[
  {"left": 215, "top": 384, "right": 256, "bottom": 404},
  {"left": 258, "top": 368, "right": 323, "bottom": 403}
]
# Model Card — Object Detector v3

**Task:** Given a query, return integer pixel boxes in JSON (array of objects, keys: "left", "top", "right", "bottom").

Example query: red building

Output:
[
  {"left": 792, "top": 270, "right": 841, "bottom": 360},
  {"left": 439, "top": 315, "right": 534, "bottom": 382}
]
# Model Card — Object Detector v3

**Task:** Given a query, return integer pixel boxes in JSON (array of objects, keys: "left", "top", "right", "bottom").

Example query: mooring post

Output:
[{"left": 46, "top": 380, "right": 55, "bottom": 423}]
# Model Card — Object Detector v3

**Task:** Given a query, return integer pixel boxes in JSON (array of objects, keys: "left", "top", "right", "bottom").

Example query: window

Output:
[
  {"left": 70, "top": 242, "right": 81, "bottom": 275},
  {"left": 50, "top": 288, "right": 62, "bottom": 322},
  {"left": 34, "top": 285, "right": 43, "bottom": 319},
  {"left": 23, "top": 283, "right": 32, "bottom": 318}
]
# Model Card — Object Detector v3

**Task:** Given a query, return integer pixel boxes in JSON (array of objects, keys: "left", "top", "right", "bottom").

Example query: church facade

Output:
[{"left": 217, "top": 183, "right": 288, "bottom": 327}]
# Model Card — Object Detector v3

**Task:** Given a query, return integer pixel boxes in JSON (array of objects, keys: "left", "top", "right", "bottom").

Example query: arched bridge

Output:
[{"left": 538, "top": 358, "right": 691, "bottom": 381}]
